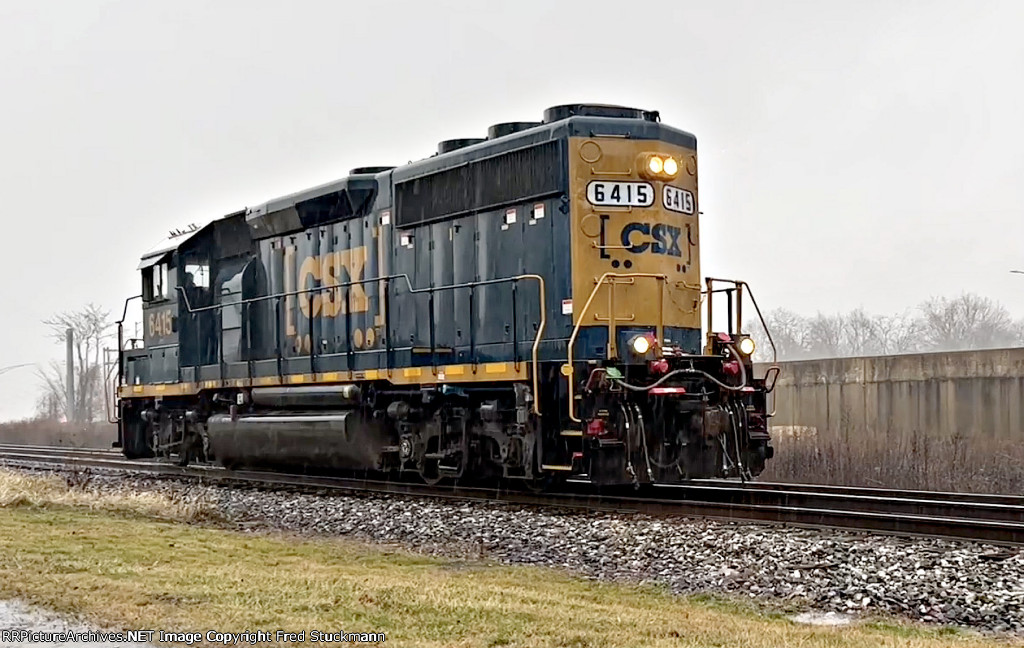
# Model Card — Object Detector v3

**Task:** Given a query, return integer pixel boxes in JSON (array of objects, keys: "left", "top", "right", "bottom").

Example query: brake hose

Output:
[{"left": 611, "top": 345, "right": 748, "bottom": 393}]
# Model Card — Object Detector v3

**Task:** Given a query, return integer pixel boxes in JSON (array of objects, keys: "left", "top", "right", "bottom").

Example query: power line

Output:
[{"left": 0, "top": 363, "right": 34, "bottom": 377}]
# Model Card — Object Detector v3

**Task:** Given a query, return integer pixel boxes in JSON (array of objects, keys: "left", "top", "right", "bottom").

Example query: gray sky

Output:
[{"left": 1, "top": 0, "right": 1022, "bottom": 421}]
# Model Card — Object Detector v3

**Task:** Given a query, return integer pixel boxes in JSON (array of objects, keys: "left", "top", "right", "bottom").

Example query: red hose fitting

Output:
[
  {"left": 586, "top": 418, "right": 606, "bottom": 437},
  {"left": 649, "top": 359, "right": 669, "bottom": 374}
]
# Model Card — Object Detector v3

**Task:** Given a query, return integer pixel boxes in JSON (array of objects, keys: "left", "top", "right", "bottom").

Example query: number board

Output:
[
  {"left": 146, "top": 308, "right": 174, "bottom": 339},
  {"left": 662, "top": 185, "right": 695, "bottom": 214},
  {"left": 586, "top": 181, "right": 655, "bottom": 207}
]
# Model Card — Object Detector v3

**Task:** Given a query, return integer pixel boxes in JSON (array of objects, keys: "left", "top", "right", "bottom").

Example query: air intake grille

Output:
[{"left": 396, "top": 140, "right": 563, "bottom": 227}]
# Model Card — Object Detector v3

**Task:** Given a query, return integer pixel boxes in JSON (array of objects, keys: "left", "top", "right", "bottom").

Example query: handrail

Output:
[
  {"left": 175, "top": 272, "right": 548, "bottom": 415},
  {"left": 519, "top": 274, "right": 546, "bottom": 415},
  {"left": 565, "top": 272, "right": 668, "bottom": 423},
  {"left": 113, "top": 294, "right": 143, "bottom": 423},
  {"left": 705, "top": 277, "right": 779, "bottom": 417},
  {"left": 704, "top": 277, "right": 777, "bottom": 364}
]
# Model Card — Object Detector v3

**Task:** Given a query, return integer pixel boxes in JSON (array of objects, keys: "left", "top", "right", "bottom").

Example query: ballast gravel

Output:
[{"left": 9, "top": 465, "right": 1024, "bottom": 635}]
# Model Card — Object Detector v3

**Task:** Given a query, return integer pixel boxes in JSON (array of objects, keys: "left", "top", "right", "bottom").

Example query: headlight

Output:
[
  {"left": 738, "top": 337, "right": 756, "bottom": 356},
  {"left": 639, "top": 153, "right": 680, "bottom": 180},
  {"left": 663, "top": 156, "right": 678, "bottom": 177},
  {"left": 631, "top": 335, "right": 651, "bottom": 355}
]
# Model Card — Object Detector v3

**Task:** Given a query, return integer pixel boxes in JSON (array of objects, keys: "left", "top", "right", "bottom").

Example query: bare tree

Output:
[
  {"left": 872, "top": 311, "right": 922, "bottom": 355},
  {"left": 1013, "top": 319, "right": 1024, "bottom": 347},
  {"left": 806, "top": 313, "right": 847, "bottom": 358},
  {"left": 917, "top": 293, "right": 1016, "bottom": 351},
  {"left": 39, "top": 304, "right": 111, "bottom": 422},
  {"left": 840, "top": 309, "right": 923, "bottom": 356},
  {"left": 745, "top": 308, "right": 812, "bottom": 362},
  {"left": 35, "top": 372, "right": 63, "bottom": 421},
  {"left": 746, "top": 293, "right": 1021, "bottom": 362},
  {"left": 842, "top": 308, "right": 878, "bottom": 356}
]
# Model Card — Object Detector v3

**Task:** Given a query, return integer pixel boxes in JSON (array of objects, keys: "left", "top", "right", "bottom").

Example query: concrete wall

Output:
[
  {"left": 0, "top": 421, "right": 116, "bottom": 448},
  {"left": 761, "top": 348, "right": 1024, "bottom": 439}
]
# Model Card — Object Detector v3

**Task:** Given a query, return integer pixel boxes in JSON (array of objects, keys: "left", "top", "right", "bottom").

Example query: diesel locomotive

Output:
[{"left": 116, "top": 103, "right": 779, "bottom": 486}]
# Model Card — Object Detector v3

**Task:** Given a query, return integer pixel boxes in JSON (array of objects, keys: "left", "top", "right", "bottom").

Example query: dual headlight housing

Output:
[{"left": 639, "top": 153, "right": 679, "bottom": 180}]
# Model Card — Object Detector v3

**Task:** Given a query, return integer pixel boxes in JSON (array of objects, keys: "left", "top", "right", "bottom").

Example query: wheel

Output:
[{"left": 120, "top": 416, "right": 154, "bottom": 459}]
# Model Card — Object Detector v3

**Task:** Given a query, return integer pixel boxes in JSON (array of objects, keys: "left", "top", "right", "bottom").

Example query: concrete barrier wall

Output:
[
  {"left": 760, "top": 348, "right": 1024, "bottom": 439},
  {"left": 0, "top": 421, "right": 116, "bottom": 448}
]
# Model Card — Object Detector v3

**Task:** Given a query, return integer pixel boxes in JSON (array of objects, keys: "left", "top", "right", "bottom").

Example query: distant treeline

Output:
[{"left": 746, "top": 293, "right": 1024, "bottom": 361}]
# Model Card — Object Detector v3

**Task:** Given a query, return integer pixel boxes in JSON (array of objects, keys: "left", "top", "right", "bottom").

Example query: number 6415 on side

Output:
[{"left": 586, "top": 181, "right": 655, "bottom": 207}]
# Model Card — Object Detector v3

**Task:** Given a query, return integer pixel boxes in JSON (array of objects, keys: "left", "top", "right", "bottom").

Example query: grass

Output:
[
  {"left": 0, "top": 468, "right": 220, "bottom": 523},
  {"left": 0, "top": 470, "right": 1017, "bottom": 647}
]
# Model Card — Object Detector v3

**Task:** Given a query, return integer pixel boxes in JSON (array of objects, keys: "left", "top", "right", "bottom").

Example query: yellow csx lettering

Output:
[{"left": 298, "top": 247, "right": 370, "bottom": 317}]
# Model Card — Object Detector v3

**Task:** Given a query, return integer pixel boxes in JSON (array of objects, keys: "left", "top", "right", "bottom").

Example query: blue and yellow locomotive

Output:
[{"left": 117, "top": 104, "right": 777, "bottom": 486}]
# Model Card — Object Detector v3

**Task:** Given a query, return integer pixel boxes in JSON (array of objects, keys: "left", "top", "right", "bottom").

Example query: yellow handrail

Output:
[
  {"left": 564, "top": 272, "right": 667, "bottom": 422},
  {"left": 517, "top": 273, "right": 547, "bottom": 416}
]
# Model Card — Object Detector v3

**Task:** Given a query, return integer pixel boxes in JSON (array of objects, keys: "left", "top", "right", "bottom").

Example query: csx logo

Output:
[
  {"left": 620, "top": 222, "right": 683, "bottom": 257},
  {"left": 296, "top": 247, "right": 370, "bottom": 317},
  {"left": 284, "top": 247, "right": 370, "bottom": 341}
]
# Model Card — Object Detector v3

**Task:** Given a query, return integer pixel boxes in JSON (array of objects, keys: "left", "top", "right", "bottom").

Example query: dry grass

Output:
[
  {"left": 0, "top": 506, "right": 1013, "bottom": 648},
  {"left": 0, "top": 418, "right": 115, "bottom": 448},
  {"left": 0, "top": 472, "right": 1015, "bottom": 647},
  {"left": 763, "top": 430, "right": 1024, "bottom": 493},
  {"left": 0, "top": 468, "right": 220, "bottom": 523}
]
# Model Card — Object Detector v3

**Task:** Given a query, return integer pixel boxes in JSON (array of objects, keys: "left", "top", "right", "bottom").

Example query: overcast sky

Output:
[{"left": 0, "top": 0, "right": 1021, "bottom": 421}]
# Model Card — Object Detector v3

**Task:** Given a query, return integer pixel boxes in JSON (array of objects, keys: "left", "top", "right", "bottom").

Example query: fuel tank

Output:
[{"left": 206, "top": 410, "right": 393, "bottom": 471}]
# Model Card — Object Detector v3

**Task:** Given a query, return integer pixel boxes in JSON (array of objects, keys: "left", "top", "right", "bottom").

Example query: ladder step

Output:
[
  {"left": 560, "top": 429, "right": 583, "bottom": 437},
  {"left": 541, "top": 464, "right": 574, "bottom": 472}
]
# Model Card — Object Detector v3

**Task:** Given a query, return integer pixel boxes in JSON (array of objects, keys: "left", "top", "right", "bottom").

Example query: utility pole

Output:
[{"left": 66, "top": 328, "right": 75, "bottom": 424}]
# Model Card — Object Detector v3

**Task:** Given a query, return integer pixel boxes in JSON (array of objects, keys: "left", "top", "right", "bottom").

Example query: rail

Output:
[
  {"left": 3, "top": 445, "right": 1024, "bottom": 545},
  {"left": 705, "top": 277, "right": 777, "bottom": 364},
  {"left": 705, "top": 277, "right": 780, "bottom": 414}
]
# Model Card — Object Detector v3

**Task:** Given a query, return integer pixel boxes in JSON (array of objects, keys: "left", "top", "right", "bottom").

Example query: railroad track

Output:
[{"left": 2, "top": 444, "right": 1023, "bottom": 545}]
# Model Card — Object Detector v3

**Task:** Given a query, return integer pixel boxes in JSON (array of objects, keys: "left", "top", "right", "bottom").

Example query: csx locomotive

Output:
[{"left": 116, "top": 103, "right": 778, "bottom": 486}]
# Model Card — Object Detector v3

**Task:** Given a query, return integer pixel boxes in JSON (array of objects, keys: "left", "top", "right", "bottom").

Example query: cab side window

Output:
[
  {"left": 183, "top": 263, "right": 210, "bottom": 288},
  {"left": 182, "top": 261, "right": 211, "bottom": 309},
  {"left": 142, "top": 262, "right": 169, "bottom": 302}
]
